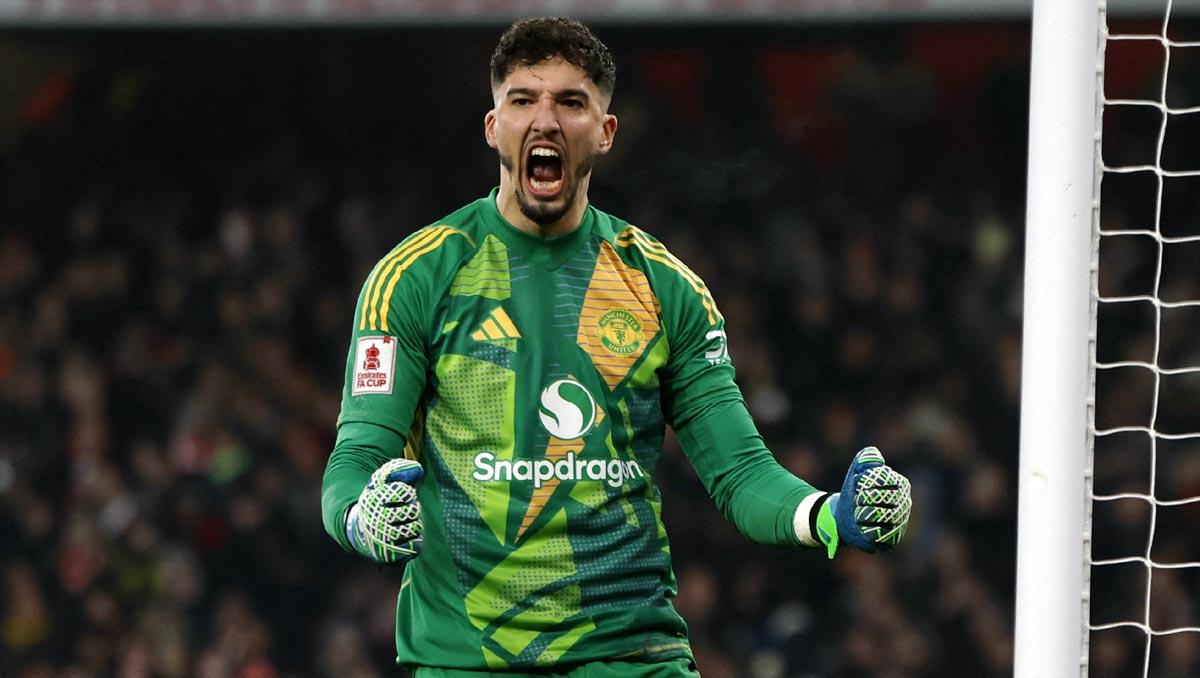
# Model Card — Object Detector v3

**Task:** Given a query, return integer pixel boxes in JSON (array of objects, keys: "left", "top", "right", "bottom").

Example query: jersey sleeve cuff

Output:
[
  {"left": 344, "top": 502, "right": 361, "bottom": 543},
  {"left": 794, "top": 491, "right": 830, "bottom": 547}
]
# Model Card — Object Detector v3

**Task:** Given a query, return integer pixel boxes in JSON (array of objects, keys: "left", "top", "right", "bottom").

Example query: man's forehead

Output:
[{"left": 497, "top": 57, "right": 597, "bottom": 96}]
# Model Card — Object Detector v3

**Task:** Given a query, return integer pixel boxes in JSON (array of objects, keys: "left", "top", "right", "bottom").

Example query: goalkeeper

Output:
[{"left": 321, "top": 16, "right": 912, "bottom": 678}]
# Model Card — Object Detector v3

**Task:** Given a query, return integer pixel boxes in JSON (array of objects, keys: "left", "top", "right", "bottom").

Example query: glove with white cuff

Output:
[
  {"left": 345, "top": 458, "right": 425, "bottom": 565},
  {"left": 796, "top": 447, "right": 912, "bottom": 559}
]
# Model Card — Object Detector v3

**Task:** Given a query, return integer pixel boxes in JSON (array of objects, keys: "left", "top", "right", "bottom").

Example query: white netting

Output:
[{"left": 1087, "top": 1, "right": 1200, "bottom": 676}]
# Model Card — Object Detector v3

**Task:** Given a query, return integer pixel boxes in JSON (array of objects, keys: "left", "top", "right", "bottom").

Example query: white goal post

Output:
[{"left": 1014, "top": 0, "right": 1100, "bottom": 674}]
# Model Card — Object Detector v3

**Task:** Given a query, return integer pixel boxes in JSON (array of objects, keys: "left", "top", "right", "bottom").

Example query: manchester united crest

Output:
[{"left": 598, "top": 308, "right": 643, "bottom": 356}]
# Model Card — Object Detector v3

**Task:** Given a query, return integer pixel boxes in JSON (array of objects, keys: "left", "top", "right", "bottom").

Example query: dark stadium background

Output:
[{"left": 1, "top": 18, "right": 1196, "bottom": 678}]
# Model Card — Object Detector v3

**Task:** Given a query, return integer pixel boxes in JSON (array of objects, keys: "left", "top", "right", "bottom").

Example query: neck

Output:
[{"left": 496, "top": 169, "right": 591, "bottom": 238}]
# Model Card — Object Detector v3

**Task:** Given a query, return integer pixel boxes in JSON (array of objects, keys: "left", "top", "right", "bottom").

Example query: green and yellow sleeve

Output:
[{"left": 321, "top": 226, "right": 462, "bottom": 552}]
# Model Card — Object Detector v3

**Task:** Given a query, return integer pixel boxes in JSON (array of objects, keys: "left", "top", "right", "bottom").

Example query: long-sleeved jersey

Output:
[{"left": 321, "top": 189, "right": 818, "bottom": 671}]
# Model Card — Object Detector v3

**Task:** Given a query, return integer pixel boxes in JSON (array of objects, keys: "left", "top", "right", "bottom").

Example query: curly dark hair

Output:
[{"left": 490, "top": 17, "right": 616, "bottom": 98}]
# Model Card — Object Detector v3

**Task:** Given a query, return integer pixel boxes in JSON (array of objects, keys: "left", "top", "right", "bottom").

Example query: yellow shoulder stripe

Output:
[
  {"left": 360, "top": 225, "right": 468, "bottom": 331},
  {"left": 616, "top": 226, "right": 720, "bottom": 324},
  {"left": 616, "top": 227, "right": 706, "bottom": 291},
  {"left": 361, "top": 227, "right": 447, "bottom": 330}
]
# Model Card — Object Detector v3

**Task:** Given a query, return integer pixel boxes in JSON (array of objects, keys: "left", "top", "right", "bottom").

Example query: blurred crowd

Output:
[{"left": 1, "top": 22, "right": 1197, "bottom": 678}]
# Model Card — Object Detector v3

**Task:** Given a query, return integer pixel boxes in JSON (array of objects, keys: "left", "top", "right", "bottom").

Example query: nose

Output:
[{"left": 531, "top": 98, "right": 561, "bottom": 136}]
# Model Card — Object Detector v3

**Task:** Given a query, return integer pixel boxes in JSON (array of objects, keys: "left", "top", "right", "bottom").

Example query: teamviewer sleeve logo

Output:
[
  {"left": 352, "top": 336, "right": 397, "bottom": 395},
  {"left": 704, "top": 329, "right": 730, "bottom": 365}
]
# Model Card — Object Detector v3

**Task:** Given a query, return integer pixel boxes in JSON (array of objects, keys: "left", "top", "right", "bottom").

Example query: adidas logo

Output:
[{"left": 472, "top": 306, "right": 521, "bottom": 342}]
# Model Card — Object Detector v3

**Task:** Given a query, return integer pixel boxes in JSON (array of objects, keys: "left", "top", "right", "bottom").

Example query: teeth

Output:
[
  {"left": 531, "top": 147, "right": 559, "bottom": 158},
  {"left": 530, "top": 179, "right": 562, "bottom": 192}
]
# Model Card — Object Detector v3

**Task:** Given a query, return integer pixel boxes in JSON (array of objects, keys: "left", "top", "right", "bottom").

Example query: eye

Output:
[
  {"left": 512, "top": 97, "right": 532, "bottom": 106},
  {"left": 562, "top": 99, "right": 584, "bottom": 109}
]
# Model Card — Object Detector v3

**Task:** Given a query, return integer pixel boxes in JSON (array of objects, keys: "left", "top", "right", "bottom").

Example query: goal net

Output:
[{"left": 1087, "top": 1, "right": 1200, "bottom": 676}]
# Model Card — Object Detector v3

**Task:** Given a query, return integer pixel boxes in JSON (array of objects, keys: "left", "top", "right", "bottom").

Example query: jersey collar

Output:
[{"left": 480, "top": 187, "right": 595, "bottom": 271}]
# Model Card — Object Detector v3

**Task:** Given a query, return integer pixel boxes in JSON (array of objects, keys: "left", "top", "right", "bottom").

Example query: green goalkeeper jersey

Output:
[{"left": 321, "top": 189, "right": 818, "bottom": 671}]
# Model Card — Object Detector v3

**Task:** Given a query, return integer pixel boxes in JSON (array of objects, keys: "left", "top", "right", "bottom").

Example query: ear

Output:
[
  {"left": 484, "top": 109, "right": 498, "bottom": 149},
  {"left": 597, "top": 113, "right": 618, "bottom": 155}
]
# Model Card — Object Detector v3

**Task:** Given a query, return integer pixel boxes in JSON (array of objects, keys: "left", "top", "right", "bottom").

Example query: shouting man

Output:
[{"left": 321, "top": 17, "right": 912, "bottom": 678}]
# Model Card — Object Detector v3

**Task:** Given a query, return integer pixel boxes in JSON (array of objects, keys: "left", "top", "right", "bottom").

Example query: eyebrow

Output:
[{"left": 506, "top": 87, "right": 591, "bottom": 101}]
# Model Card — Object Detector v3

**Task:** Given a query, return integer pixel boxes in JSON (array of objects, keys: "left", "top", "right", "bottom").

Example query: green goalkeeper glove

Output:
[
  {"left": 814, "top": 447, "right": 911, "bottom": 559},
  {"left": 345, "top": 458, "right": 424, "bottom": 564}
]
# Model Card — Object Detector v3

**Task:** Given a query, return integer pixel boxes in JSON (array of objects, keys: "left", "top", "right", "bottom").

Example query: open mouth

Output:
[{"left": 524, "top": 145, "right": 564, "bottom": 199}]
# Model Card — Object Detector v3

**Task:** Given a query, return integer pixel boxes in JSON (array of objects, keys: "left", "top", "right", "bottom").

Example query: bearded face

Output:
[{"left": 486, "top": 57, "right": 616, "bottom": 232}]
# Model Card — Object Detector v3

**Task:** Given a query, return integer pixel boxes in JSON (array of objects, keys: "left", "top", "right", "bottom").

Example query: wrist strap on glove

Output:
[{"left": 813, "top": 493, "right": 839, "bottom": 559}]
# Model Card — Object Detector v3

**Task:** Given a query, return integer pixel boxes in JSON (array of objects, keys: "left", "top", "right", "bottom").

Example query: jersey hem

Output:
[{"left": 398, "top": 643, "right": 694, "bottom": 672}]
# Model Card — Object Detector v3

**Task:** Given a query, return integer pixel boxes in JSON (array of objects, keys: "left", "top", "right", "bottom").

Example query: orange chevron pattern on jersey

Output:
[
  {"left": 516, "top": 436, "right": 579, "bottom": 541},
  {"left": 514, "top": 406, "right": 608, "bottom": 542},
  {"left": 576, "top": 240, "right": 661, "bottom": 390}
]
